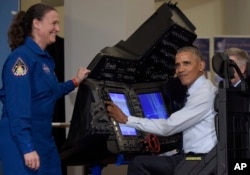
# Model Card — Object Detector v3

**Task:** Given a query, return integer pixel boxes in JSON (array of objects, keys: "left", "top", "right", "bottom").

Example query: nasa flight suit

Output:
[{"left": 0, "top": 37, "right": 75, "bottom": 175}]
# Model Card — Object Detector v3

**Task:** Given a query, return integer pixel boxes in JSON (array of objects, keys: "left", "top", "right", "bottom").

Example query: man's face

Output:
[
  {"left": 229, "top": 55, "right": 245, "bottom": 86},
  {"left": 175, "top": 51, "right": 205, "bottom": 87}
]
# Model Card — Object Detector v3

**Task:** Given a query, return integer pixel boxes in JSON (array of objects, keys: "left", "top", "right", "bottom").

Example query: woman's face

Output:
[{"left": 33, "top": 10, "right": 60, "bottom": 49}]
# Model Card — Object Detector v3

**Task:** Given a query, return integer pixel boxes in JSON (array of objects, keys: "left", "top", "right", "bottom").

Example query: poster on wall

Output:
[
  {"left": 193, "top": 38, "right": 210, "bottom": 79},
  {"left": 214, "top": 36, "right": 250, "bottom": 85},
  {"left": 214, "top": 36, "right": 250, "bottom": 54},
  {"left": 193, "top": 38, "right": 210, "bottom": 71}
]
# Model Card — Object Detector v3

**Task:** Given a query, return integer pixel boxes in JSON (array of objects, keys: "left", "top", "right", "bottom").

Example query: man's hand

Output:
[{"left": 105, "top": 101, "right": 128, "bottom": 124}]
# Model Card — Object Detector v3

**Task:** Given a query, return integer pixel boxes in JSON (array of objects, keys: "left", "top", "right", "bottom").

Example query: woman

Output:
[{"left": 0, "top": 3, "right": 90, "bottom": 175}]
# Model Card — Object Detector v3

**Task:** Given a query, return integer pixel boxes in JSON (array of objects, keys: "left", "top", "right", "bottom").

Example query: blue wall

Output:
[
  {"left": 0, "top": 0, "right": 19, "bottom": 110},
  {"left": 0, "top": 0, "right": 19, "bottom": 173},
  {"left": 0, "top": 0, "right": 19, "bottom": 80}
]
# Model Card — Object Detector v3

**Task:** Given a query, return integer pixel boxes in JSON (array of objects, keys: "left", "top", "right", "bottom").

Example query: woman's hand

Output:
[
  {"left": 24, "top": 151, "right": 40, "bottom": 170},
  {"left": 75, "top": 68, "right": 91, "bottom": 84}
]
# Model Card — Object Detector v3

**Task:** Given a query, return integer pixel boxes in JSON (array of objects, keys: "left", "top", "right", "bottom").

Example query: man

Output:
[
  {"left": 224, "top": 47, "right": 250, "bottom": 87},
  {"left": 105, "top": 46, "right": 217, "bottom": 175}
]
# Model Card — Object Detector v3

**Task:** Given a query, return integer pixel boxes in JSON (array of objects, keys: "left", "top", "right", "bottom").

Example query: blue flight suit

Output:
[{"left": 0, "top": 37, "right": 75, "bottom": 175}]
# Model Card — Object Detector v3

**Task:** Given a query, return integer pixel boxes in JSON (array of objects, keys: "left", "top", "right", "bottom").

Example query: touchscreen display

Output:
[
  {"left": 109, "top": 92, "right": 137, "bottom": 136},
  {"left": 138, "top": 92, "right": 169, "bottom": 119}
]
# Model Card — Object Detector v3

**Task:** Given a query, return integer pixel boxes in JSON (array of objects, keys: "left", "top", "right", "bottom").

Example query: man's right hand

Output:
[{"left": 105, "top": 101, "right": 128, "bottom": 124}]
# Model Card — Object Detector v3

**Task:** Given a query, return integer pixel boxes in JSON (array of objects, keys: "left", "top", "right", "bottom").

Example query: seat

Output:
[
  {"left": 174, "top": 52, "right": 250, "bottom": 175},
  {"left": 174, "top": 147, "right": 217, "bottom": 175},
  {"left": 174, "top": 93, "right": 219, "bottom": 175}
]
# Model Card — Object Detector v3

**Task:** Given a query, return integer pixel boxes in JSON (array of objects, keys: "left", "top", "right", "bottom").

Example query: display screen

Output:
[
  {"left": 109, "top": 92, "right": 137, "bottom": 136},
  {"left": 138, "top": 92, "right": 169, "bottom": 119}
]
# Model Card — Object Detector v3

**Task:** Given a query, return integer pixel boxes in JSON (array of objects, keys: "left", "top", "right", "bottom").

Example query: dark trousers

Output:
[{"left": 127, "top": 154, "right": 185, "bottom": 175}]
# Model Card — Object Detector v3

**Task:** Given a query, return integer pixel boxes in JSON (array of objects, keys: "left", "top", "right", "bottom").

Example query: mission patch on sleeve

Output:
[{"left": 12, "top": 58, "right": 28, "bottom": 76}]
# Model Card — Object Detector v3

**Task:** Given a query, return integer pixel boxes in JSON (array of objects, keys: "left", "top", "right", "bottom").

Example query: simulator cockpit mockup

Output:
[{"left": 60, "top": 2, "right": 196, "bottom": 166}]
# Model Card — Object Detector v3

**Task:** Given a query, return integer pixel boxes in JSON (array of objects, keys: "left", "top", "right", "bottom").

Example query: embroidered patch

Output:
[
  {"left": 42, "top": 64, "right": 50, "bottom": 74},
  {"left": 12, "top": 58, "right": 28, "bottom": 76}
]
